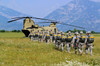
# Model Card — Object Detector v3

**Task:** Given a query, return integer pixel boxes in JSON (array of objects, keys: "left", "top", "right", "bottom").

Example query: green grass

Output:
[
  {"left": 0, "top": 32, "right": 100, "bottom": 66},
  {"left": 0, "top": 32, "right": 24, "bottom": 38}
]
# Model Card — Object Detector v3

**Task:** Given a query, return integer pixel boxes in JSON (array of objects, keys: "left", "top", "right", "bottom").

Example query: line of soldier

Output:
[{"left": 29, "top": 31, "right": 94, "bottom": 56}]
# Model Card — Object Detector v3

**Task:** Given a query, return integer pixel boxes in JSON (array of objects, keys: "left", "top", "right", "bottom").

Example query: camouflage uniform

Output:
[
  {"left": 85, "top": 31, "right": 94, "bottom": 56},
  {"left": 56, "top": 32, "right": 61, "bottom": 49},
  {"left": 42, "top": 31, "right": 46, "bottom": 42},
  {"left": 45, "top": 33, "right": 50, "bottom": 43},
  {"left": 34, "top": 32, "right": 38, "bottom": 40},
  {"left": 49, "top": 31, "right": 53, "bottom": 42},
  {"left": 32, "top": 32, "right": 35, "bottom": 40},
  {"left": 61, "top": 33, "right": 66, "bottom": 51},
  {"left": 52, "top": 33, "right": 57, "bottom": 44},
  {"left": 78, "top": 32, "right": 85, "bottom": 55},
  {"left": 72, "top": 32, "right": 79, "bottom": 54},
  {"left": 28, "top": 31, "right": 33, "bottom": 41},
  {"left": 66, "top": 33, "right": 73, "bottom": 53},
  {"left": 38, "top": 32, "right": 43, "bottom": 42}
]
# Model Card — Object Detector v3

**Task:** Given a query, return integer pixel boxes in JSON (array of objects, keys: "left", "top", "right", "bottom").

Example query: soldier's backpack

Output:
[
  {"left": 75, "top": 36, "right": 79, "bottom": 43},
  {"left": 35, "top": 33, "right": 38, "bottom": 37},
  {"left": 50, "top": 32, "right": 53, "bottom": 36},
  {"left": 66, "top": 36, "right": 73, "bottom": 42},
  {"left": 79, "top": 36, "right": 85, "bottom": 43},
  {"left": 87, "top": 35, "right": 94, "bottom": 43},
  {"left": 45, "top": 34, "right": 50, "bottom": 39},
  {"left": 61, "top": 36, "right": 66, "bottom": 42},
  {"left": 53, "top": 34, "right": 57, "bottom": 40},
  {"left": 39, "top": 34, "right": 43, "bottom": 38},
  {"left": 57, "top": 34, "right": 61, "bottom": 40}
]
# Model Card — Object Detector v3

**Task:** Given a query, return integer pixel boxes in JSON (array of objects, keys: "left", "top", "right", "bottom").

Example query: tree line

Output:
[
  {"left": 0, "top": 30, "right": 21, "bottom": 32},
  {"left": 66, "top": 28, "right": 96, "bottom": 34},
  {"left": 0, "top": 29, "right": 99, "bottom": 34}
]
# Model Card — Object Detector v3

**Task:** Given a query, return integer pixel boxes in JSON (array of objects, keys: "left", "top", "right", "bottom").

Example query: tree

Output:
[
  {"left": 11, "top": 30, "right": 21, "bottom": 32},
  {"left": 0, "top": 30, "right": 5, "bottom": 32},
  {"left": 83, "top": 30, "right": 86, "bottom": 33},
  {"left": 91, "top": 31, "right": 95, "bottom": 34},
  {"left": 12, "top": 30, "right": 17, "bottom": 32},
  {"left": 66, "top": 30, "right": 72, "bottom": 33},
  {"left": 17, "top": 30, "right": 21, "bottom": 32},
  {"left": 73, "top": 28, "right": 77, "bottom": 33}
]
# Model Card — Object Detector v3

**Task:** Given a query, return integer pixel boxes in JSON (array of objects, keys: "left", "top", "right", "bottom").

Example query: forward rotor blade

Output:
[
  {"left": 11, "top": 16, "right": 31, "bottom": 19},
  {"left": 11, "top": 17, "right": 23, "bottom": 19},
  {"left": 11, "top": 17, "right": 28, "bottom": 19},
  {"left": 11, "top": 16, "right": 56, "bottom": 21},
  {"left": 11, "top": 17, "right": 21, "bottom": 19},
  {"left": 8, "top": 18, "right": 24, "bottom": 23}
]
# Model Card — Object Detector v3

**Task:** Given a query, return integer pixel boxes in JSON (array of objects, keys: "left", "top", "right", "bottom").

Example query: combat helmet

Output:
[
  {"left": 75, "top": 32, "right": 79, "bottom": 35},
  {"left": 80, "top": 31, "right": 83, "bottom": 34}
]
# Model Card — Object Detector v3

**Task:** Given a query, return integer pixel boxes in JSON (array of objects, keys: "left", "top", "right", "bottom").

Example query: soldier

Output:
[
  {"left": 34, "top": 31, "right": 38, "bottom": 40},
  {"left": 78, "top": 31, "right": 85, "bottom": 55},
  {"left": 31, "top": 31, "right": 35, "bottom": 40},
  {"left": 56, "top": 32, "right": 61, "bottom": 49},
  {"left": 29, "top": 31, "right": 34, "bottom": 41},
  {"left": 61, "top": 32, "right": 66, "bottom": 51},
  {"left": 42, "top": 31, "right": 46, "bottom": 42},
  {"left": 49, "top": 30, "right": 53, "bottom": 42},
  {"left": 38, "top": 32, "right": 43, "bottom": 42},
  {"left": 72, "top": 32, "right": 79, "bottom": 54},
  {"left": 45, "top": 32, "right": 50, "bottom": 43},
  {"left": 66, "top": 31, "right": 73, "bottom": 53},
  {"left": 52, "top": 33, "right": 57, "bottom": 44},
  {"left": 85, "top": 31, "right": 94, "bottom": 56}
]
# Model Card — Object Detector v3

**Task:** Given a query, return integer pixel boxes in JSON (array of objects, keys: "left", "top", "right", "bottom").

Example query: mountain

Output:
[
  {"left": 45, "top": 0, "right": 100, "bottom": 32},
  {"left": 0, "top": 5, "right": 27, "bottom": 30}
]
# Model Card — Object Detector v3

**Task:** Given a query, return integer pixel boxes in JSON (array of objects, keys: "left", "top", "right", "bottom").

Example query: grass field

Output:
[{"left": 0, "top": 32, "right": 100, "bottom": 66}]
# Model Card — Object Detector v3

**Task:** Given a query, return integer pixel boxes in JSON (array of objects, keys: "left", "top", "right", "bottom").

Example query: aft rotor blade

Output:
[
  {"left": 35, "top": 22, "right": 58, "bottom": 23},
  {"left": 8, "top": 18, "right": 24, "bottom": 23},
  {"left": 35, "top": 22, "right": 52, "bottom": 23},
  {"left": 58, "top": 22, "right": 85, "bottom": 29}
]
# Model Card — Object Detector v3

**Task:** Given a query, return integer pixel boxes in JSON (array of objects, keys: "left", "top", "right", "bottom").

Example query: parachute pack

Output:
[
  {"left": 57, "top": 34, "right": 61, "bottom": 40},
  {"left": 46, "top": 34, "right": 50, "bottom": 37},
  {"left": 46, "top": 34, "right": 50, "bottom": 39},
  {"left": 54, "top": 34, "right": 57, "bottom": 37},
  {"left": 66, "top": 36, "right": 73, "bottom": 42},
  {"left": 40, "top": 34, "right": 43, "bottom": 36},
  {"left": 87, "top": 36, "right": 94, "bottom": 43},
  {"left": 50, "top": 32, "right": 53, "bottom": 36},
  {"left": 79, "top": 36, "right": 86, "bottom": 43},
  {"left": 61, "top": 36, "right": 66, "bottom": 42}
]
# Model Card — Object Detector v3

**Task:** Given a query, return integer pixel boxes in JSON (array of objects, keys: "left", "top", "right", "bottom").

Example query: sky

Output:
[
  {"left": 0, "top": 0, "right": 72, "bottom": 17},
  {"left": 0, "top": 0, "right": 100, "bottom": 17}
]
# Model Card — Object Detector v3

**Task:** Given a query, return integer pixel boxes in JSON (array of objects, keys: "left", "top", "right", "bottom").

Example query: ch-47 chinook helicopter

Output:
[{"left": 8, "top": 16, "right": 85, "bottom": 37}]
